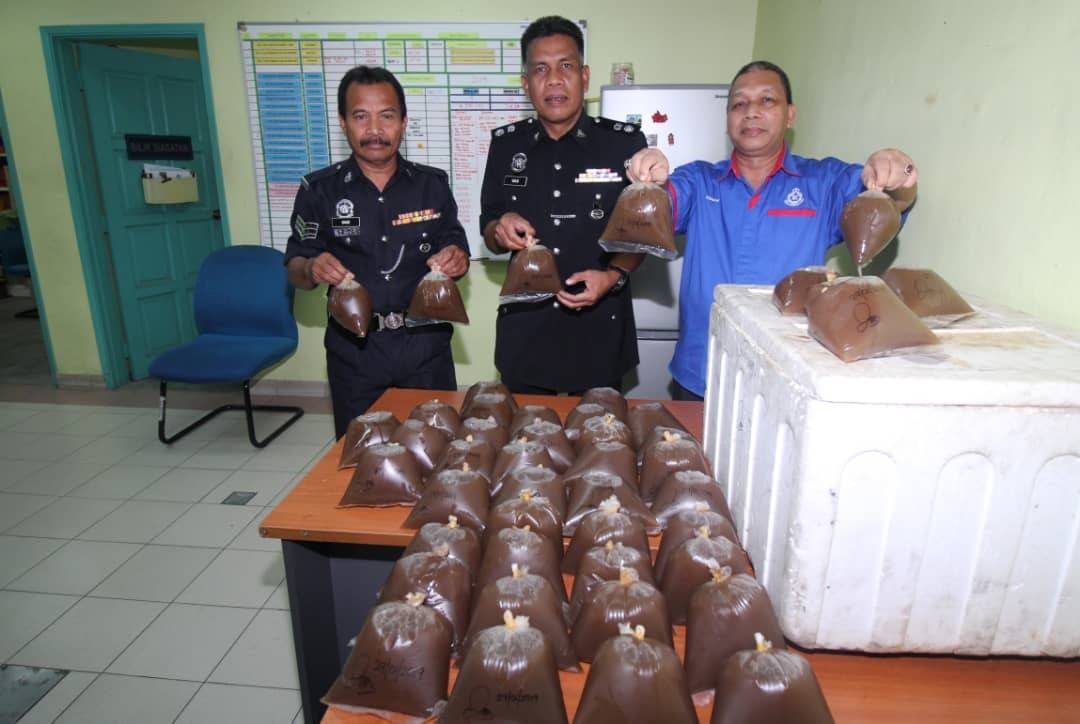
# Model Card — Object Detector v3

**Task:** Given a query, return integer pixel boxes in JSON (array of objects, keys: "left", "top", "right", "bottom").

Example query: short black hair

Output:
[
  {"left": 731, "top": 61, "right": 793, "bottom": 104},
  {"left": 520, "top": 16, "right": 584, "bottom": 66},
  {"left": 336, "top": 65, "right": 407, "bottom": 119}
]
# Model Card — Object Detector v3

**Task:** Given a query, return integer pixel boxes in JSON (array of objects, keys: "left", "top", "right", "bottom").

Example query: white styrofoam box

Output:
[{"left": 703, "top": 284, "right": 1080, "bottom": 656}]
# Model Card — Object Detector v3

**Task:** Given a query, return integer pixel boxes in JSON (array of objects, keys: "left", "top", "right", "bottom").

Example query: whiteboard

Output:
[{"left": 238, "top": 21, "right": 586, "bottom": 258}]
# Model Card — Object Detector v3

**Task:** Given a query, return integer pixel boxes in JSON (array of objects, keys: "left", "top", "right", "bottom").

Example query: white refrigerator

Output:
[{"left": 601, "top": 84, "right": 731, "bottom": 398}]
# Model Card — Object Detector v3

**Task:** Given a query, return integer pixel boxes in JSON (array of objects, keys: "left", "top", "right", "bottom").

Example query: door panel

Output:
[{"left": 78, "top": 43, "right": 224, "bottom": 379}]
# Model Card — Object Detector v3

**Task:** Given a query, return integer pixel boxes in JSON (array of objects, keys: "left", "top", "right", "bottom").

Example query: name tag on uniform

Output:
[
  {"left": 332, "top": 217, "right": 362, "bottom": 237},
  {"left": 575, "top": 168, "right": 623, "bottom": 183},
  {"left": 503, "top": 175, "right": 528, "bottom": 187}
]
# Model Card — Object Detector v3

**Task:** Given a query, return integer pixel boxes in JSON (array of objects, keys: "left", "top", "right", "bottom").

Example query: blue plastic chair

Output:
[{"left": 148, "top": 245, "right": 304, "bottom": 447}]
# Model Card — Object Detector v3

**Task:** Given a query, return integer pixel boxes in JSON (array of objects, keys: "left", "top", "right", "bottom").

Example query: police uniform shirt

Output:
[
  {"left": 284, "top": 154, "right": 469, "bottom": 350},
  {"left": 480, "top": 113, "right": 648, "bottom": 390}
]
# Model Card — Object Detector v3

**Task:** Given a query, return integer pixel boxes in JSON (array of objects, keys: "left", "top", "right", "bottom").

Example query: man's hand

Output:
[
  {"left": 627, "top": 148, "right": 671, "bottom": 184},
  {"left": 862, "top": 149, "right": 918, "bottom": 192},
  {"left": 490, "top": 212, "right": 536, "bottom": 252},
  {"left": 308, "top": 252, "right": 353, "bottom": 286},
  {"left": 556, "top": 269, "right": 620, "bottom": 309},
  {"left": 428, "top": 245, "right": 469, "bottom": 278}
]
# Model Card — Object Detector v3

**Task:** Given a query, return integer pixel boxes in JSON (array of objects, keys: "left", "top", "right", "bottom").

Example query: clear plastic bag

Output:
[
  {"left": 378, "top": 549, "right": 472, "bottom": 652},
  {"left": 491, "top": 439, "right": 555, "bottom": 495},
  {"left": 638, "top": 429, "right": 711, "bottom": 503},
  {"left": 498, "top": 240, "right": 563, "bottom": 304},
  {"left": 574, "top": 414, "right": 634, "bottom": 455},
  {"left": 475, "top": 526, "right": 567, "bottom": 607},
  {"left": 563, "top": 496, "right": 652, "bottom": 573},
  {"left": 461, "top": 381, "right": 516, "bottom": 413},
  {"left": 571, "top": 566, "right": 672, "bottom": 662},
  {"left": 338, "top": 411, "right": 400, "bottom": 469},
  {"left": 841, "top": 190, "right": 901, "bottom": 267},
  {"left": 402, "top": 519, "right": 482, "bottom": 574},
  {"left": 564, "top": 473, "right": 658, "bottom": 536},
  {"left": 519, "top": 419, "right": 575, "bottom": 473},
  {"left": 390, "top": 419, "right": 448, "bottom": 476},
  {"left": 598, "top": 182, "right": 678, "bottom": 260},
  {"left": 485, "top": 490, "right": 564, "bottom": 560},
  {"left": 567, "top": 541, "right": 655, "bottom": 624},
  {"left": 627, "top": 401, "right": 687, "bottom": 450},
  {"left": 509, "top": 404, "right": 562, "bottom": 437},
  {"left": 772, "top": 267, "right": 834, "bottom": 315},
  {"left": 456, "top": 416, "right": 509, "bottom": 453},
  {"left": 564, "top": 403, "right": 608, "bottom": 443},
  {"left": 459, "top": 392, "right": 514, "bottom": 429},
  {"left": 328, "top": 277, "right": 373, "bottom": 337},
  {"left": 403, "top": 465, "right": 491, "bottom": 533},
  {"left": 660, "top": 529, "right": 753, "bottom": 625},
  {"left": 407, "top": 399, "right": 461, "bottom": 439},
  {"left": 652, "top": 470, "right": 734, "bottom": 528},
  {"left": 563, "top": 440, "right": 638, "bottom": 494},
  {"left": 338, "top": 442, "right": 424, "bottom": 508},
  {"left": 493, "top": 465, "right": 566, "bottom": 521},
  {"left": 431, "top": 436, "right": 496, "bottom": 483},
  {"left": 580, "top": 386, "right": 629, "bottom": 421},
  {"left": 881, "top": 267, "right": 975, "bottom": 325},
  {"left": 406, "top": 269, "right": 469, "bottom": 326},
  {"left": 655, "top": 507, "right": 739, "bottom": 582}
]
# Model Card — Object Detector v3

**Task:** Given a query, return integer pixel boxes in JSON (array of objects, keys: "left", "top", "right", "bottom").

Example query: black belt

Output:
[{"left": 372, "top": 311, "right": 406, "bottom": 331}]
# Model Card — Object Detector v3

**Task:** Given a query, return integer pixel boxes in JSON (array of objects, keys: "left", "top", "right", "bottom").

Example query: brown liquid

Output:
[
  {"left": 464, "top": 572, "right": 579, "bottom": 671},
  {"left": 564, "top": 471, "right": 658, "bottom": 536},
  {"left": 520, "top": 419, "right": 576, "bottom": 474},
  {"left": 568, "top": 543, "right": 655, "bottom": 624},
  {"left": 378, "top": 551, "right": 472, "bottom": 652},
  {"left": 660, "top": 534, "right": 753, "bottom": 625},
  {"left": 338, "top": 443, "right": 424, "bottom": 507},
  {"left": 499, "top": 243, "right": 564, "bottom": 303},
  {"left": 402, "top": 470, "right": 491, "bottom": 534},
  {"left": 772, "top": 267, "right": 831, "bottom": 315},
  {"left": 406, "top": 270, "right": 470, "bottom": 325},
  {"left": 408, "top": 400, "right": 462, "bottom": 439},
  {"left": 328, "top": 279, "right": 374, "bottom": 338},
  {"left": 491, "top": 440, "right": 556, "bottom": 495},
  {"left": 710, "top": 645, "right": 835, "bottom": 724},
  {"left": 571, "top": 577, "right": 672, "bottom": 662},
  {"left": 628, "top": 402, "right": 687, "bottom": 450},
  {"left": 338, "top": 411, "right": 401, "bottom": 469},
  {"left": 403, "top": 521, "right": 483, "bottom": 577},
  {"left": 805, "top": 276, "right": 938, "bottom": 362},
  {"left": 575, "top": 632, "right": 697, "bottom": 723},
  {"left": 882, "top": 267, "right": 975, "bottom": 317},
  {"left": 652, "top": 470, "right": 734, "bottom": 527},
  {"left": 655, "top": 511, "right": 739, "bottom": 582},
  {"left": 432, "top": 438, "right": 496, "bottom": 484},
  {"left": 564, "top": 403, "right": 609, "bottom": 443},
  {"left": 390, "top": 418, "right": 448, "bottom": 476},
  {"left": 686, "top": 573, "right": 786, "bottom": 696},
  {"left": 574, "top": 415, "right": 634, "bottom": 455},
  {"left": 485, "top": 494, "right": 565, "bottom": 560},
  {"left": 440, "top": 619, "right": 569, "bottom": 724},
  {"left": 460, "top": 392, "right": 514, "bottom": 429},
  {"left": 563, "top": 506, "right": 651, "bottom": 574},
  {"left": 475, "top": 527, "right": 567, "bottom": 606},
  {"left": 456, "top": 417, "right": 510, "bottom": 453},
  {"left": 461, "top": 381, "right": 517, "bottom": 413},
  {"left": 841, "top": 190, "right": 901, "bottom": 267},
  {"left": 638, "top": 432, "right": 710, "bottom": 503},
  {"left": 322, "top": 599, "right": 453, "bottom": 718},
  {"left": 580, "top": 387, "right": 629, "bottom": 421},
  {"left": 598, "top": 182, "right": 678, "bottom": 260},
  {"left": 563, "top": 440, "right": 638, "bottom": 494},
  {"left": 509, "top": 404, "right": 562, "bottom": 437}
]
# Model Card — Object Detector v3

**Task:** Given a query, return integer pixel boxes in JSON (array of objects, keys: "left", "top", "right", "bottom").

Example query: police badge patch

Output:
[
  {"left": 511, "top": 153, "right": 527, "bottom": 173},
  {"left": 336, "top": 198, "right": 354, "bottom": 217}
]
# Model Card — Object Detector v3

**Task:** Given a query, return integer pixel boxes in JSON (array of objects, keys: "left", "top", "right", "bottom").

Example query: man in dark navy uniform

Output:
[
  {"left": 480, "top": 16, "right": 648, "bottom": 394},
  {"left": 285, "top": 66, "right": 470, "bottom": 438}
]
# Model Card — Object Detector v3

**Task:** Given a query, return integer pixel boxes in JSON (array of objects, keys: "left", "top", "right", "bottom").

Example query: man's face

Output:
[
  {"left": 338, "top": 81, "right": 406, "bottom": 165},
  {"left": 522, "top": 34, "right": 590, "bottom": 128},
  {"left": 726, "top": 69, "right": 796, "bottom": 158}
]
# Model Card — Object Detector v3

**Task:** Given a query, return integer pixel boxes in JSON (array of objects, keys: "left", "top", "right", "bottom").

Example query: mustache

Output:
[{"left": 360, "top": 138, "right": 391, "bottom": 147}]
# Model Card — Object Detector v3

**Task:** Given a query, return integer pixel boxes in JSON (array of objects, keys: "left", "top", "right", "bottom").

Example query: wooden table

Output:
[{"left": 262, "top": 389, "right": 1080, "bottom": 724}]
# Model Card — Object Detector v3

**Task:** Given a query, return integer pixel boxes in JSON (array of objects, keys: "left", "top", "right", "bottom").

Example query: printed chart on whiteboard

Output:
[{"left": 239, "top": 21, "right": 586, "bottom": 258}]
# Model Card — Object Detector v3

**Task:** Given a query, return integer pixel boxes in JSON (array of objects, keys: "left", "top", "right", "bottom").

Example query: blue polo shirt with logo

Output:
[{"left": 666, "top": 146, "right": 876, "bottom": 396}]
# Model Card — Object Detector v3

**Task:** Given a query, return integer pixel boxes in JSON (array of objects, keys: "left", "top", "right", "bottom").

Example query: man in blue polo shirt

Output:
[{"left": 628, "top": 60, "right": 918, "bottom": 400}]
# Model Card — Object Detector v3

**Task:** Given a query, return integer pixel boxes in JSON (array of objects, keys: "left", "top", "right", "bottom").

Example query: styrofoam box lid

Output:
[{"left": 714, "top": 284, "right": 1080, "bottom": 407}]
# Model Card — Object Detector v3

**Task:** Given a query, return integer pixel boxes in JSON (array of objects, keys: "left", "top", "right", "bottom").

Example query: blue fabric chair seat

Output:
[{"left": 149, "top": 334, "right": 297, "bottom": 384}]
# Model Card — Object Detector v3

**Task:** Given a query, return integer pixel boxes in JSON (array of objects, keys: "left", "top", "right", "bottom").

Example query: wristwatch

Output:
[{"left": 607, "top": 264, "right": 630, "bottom": 293}]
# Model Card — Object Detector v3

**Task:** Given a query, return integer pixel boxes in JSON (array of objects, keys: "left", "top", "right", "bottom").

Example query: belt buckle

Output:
[{"left": 383, "top": 312, "right": 404, "bottom": 330}]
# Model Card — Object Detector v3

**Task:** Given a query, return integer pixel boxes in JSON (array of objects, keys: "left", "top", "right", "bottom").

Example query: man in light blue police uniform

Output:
[{"left": 628, "top": 60, "right": 919, "bottom": 401}]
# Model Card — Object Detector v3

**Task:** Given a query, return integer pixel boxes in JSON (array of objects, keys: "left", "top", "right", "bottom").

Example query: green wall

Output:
[
  {"left": 753, "top": 0, "right": 1080, "bottom": 330},
  {"left": 0, "top": 1, "right": 758, "bottom": 386}
]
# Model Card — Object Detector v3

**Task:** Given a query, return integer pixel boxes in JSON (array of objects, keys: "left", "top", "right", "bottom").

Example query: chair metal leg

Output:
[{"left": 158, "top": 379, "right": 304, "bottom": 448}]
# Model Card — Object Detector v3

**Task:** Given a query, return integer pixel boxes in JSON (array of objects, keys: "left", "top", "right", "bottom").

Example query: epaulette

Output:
[
  {"left": 594, "top": 116, "right": 640, "bottom": 135},
  {"left": 491, "top": 117, "right": 536, "bottom": 139},
  {"left": 299, "top": 162, "right": 344, "bottom": 190},
  {"left": 408, "top": 161, "right": 450, "bottom": 180}
]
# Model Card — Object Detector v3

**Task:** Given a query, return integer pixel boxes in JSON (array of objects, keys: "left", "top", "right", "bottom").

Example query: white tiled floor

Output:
[{"left": 0, "top": 400, "right": 335, "bottom": 723}]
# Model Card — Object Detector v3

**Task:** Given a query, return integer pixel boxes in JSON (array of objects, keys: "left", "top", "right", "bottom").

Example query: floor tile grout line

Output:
[{"left": 47, "top": 670, "right": 102, "bottom": 724}]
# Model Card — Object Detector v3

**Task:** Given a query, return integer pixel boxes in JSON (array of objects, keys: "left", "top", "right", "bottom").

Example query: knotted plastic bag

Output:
[
  {"left": 406, "top": 268, "right": 469, "bottom": 326},
  {"left": 498, "top": 238, "right": 563, "bottom": 304},
  {"left": 402, "top": 460, "right": 490, "bottom": 530},
  {"left": 491, "top": 438, "right": 555, "bottom": 495},
  {"left": 568, "top": 541, "right": 655, "bottom": 623},
  {"left": 378, "top": 547, "right": 472, "bottom": 652},
  {"left": 580, "top": 386, "right": 629, "bottom": 421},
  {"left": 841, "top": 190, "right": 901, "bottom": 268},
  {"left": 627, "top": 401, "right": 687, "bottom": 450},
  {"left": 563, "top": 496, "right": 652, "bottom": 573},
  {"left": 485, "top": 489, "right": 564, "bottom": 560},
  {"left": 402, "top": 518, "right": 482, "bottom": 574},
  {"left": 328, "top": 277, "right": 373, "bottom": 337},
  {"left": 338, "top": 442, "right": 424, "bottom": 508},
  {"left": 655, "top": 506, "right": 739, "bottom": 582},
  {"left": 638, "top": 429, "right": 711, "bottom": 503},
  {"left": 564, "top": 473, "right": 658, "bottom": 536},
  {"left": 338, "top": 411, "right": 400, "bottom": 469},
  {"left": 881, "top": 267, "right": 975, "bottom": 323},
  {"left": 390, "top": 418, "right": 449, "bottom": 476},
  {"left": 456, "top": 416, "right": 509, "bottom": 453},
  {"left": 407, "top": 399, "right": 461, "bottom": 439},
  {"left": 509, "top": 404, "right": 562, "bottom": 437},
  {"left": 660, "top": 528, "right": 753, "bottom": 624},
  {"left": 519, "top": 419, "right": 575, "bottom": 473},
  {"left": 598, "top": 182, "right": 678, "bottom": 260},
  {"left": 772, "top": 267, "right": 834, "bottom": 315},
  {"left": 493, "top": 465, "right": 566, "bottom": 521},
  {"left": 563, "top": 440, "right": 638, "bottom": 494},
  {"left": 475, "top": 526, "right": 567, "bottom": 607},
  {"left": 652, "top": 470, "right": 734, "bottom": 528},
  {"left": 574, "top": 413, "right": 634, "bottom": 455},
  {"left": 571, "top": 566, "right": 672, "bottom": 662}
]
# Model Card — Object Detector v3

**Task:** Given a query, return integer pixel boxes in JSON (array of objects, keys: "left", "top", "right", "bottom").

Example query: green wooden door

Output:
[{"left": 78, "top": 43, "right": 224, "bottom": 379}]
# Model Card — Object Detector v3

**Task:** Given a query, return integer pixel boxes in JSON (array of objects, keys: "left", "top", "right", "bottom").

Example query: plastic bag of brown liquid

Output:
[
  {"left": 475, "top": 526, "right": 567, "bottom": 607},
  {"left": 568, "top": 541, "right": 655, "bottom": 624},
  {"left": 491, "top": 439, "right": 556, "bottom": 495},
  {"left": 574, "top": 414, "right": 634, "bottom": 455},
  {"left": 322, "top": 593, "right": 452, "bottom": 719},
  {"left": 378, "top": 547, "right": 472, "bottom": 652},
  {"left": 805, "top": 276, "right": 939, "bottom": 362},
  {"left": 441, "top": 611, "right": 569, "bottom": 724},
  {"left": 686, "top": 567, "right": 785, "bottom": 703},
  {"left": 563, "top": 440, "right": 638, "bottom": 493},
  {"left": 881, "top": 267, "right": 975, "bottom": 324},
  {"left": 841, "top": 189, "right": 901, "bottom": 268},
  {"left": 493, "top": 466, "right": 566, "bottom": 520},
  {"left": 571, "top": 567, "right": 672, "bottom": 662},
  {"left": 408, "top": 399, "right": 461, "bottom": 439},
  {"left": 456, "top": 416, "right": 509, "bottom": 453},
  {"left": 520, "top": 419, "right": 575, "bottom": 473},
  {"left": 338, "top": 443, "right": 424, "bottom": 508},
  {"left": 498, "top": 239, "right": 563, "bottom": 304},
  {"left": 403, "top": 462, "right": 490, "bottom": 533},
  {"left": 460, "top": 392, "right": 514, "bottom": 429},
  {"left": 391, "top": 419, "right": 449, "bottom": 477},
  {"left": 627, "top": 401, "right": 687, "bottom": 450},
  {"left": 463, "top": 564, "right": 579, "bottom": 672},
  {"left": 661, "top": 528, "right": 753, "bottom": 625},
  {"left": 563, "top": 497, "right": 651, "bottom": 573},
  {"left": 564, "top": 403, "right": 608, "bottom": 443},
  {"left": 461, "top": 381, "right": 517, "bottom": 413},
  {"left": 509, "top": 404, "right": 562, "bottom": 437},
  {"left": 580, "top": 386, "right": 629, "bottom": 421},
  {"left": 431, "top": 436, "right": 495, "bottom": 484},
  {"left": 328, "top": 277, "right": 373, "bottom": 337},
  {"left": 403, "top": 519, "right": 482, "bottom": 575},
  {"left": 575, "top": 623, "right": 697, "bottom": 724},
  {"left": 772, "top": 267, "right": 834, "bottom": 315},
  {"left": 655, "top": 507, "right": 739, "bottom": 582},
  {"left": 406, "top": 268, "right": 469, "bottom": 326},
  {"left": 564, "top": 473, "right": 658, "bottom": 536},
  {"left": 639, "top": 429, "right": 711, "bottom": 503},
  {"left": 485, "top": 490, "right": 565, "bottom": 559},
  {"left": 652, "top": 470, "right": 734, "bottom": 528},
  {"left": 598, "top": 182, "right": 678, "bottom": 260},
  {"left": 338, "top": 411, "right": 401, "bottom": 469},
  {"left": 709, "top": 633, "right": 835, "bottom": 724}
]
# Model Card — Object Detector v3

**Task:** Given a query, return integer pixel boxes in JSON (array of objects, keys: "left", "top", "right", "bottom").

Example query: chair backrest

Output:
[
  {"left": 194, "top": 245, "right": 297, "bottom": 340},
  {"left": 0, "top": 228, "right": 28, "bottom": 270}
]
